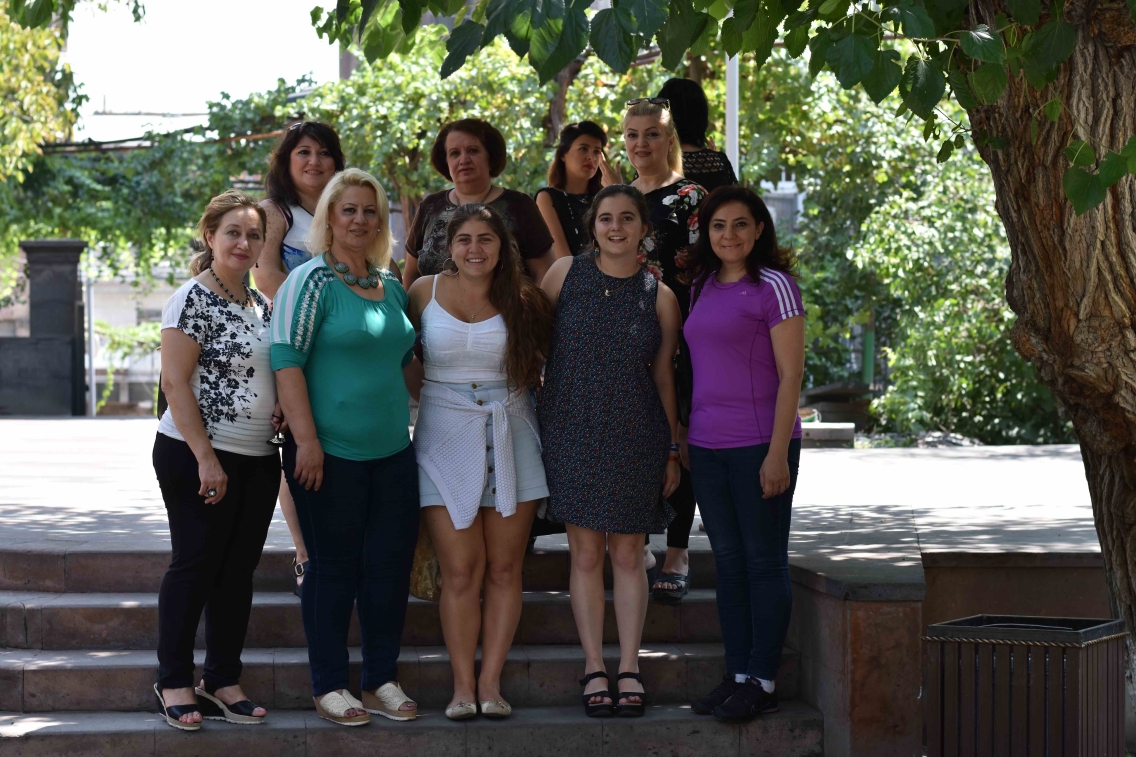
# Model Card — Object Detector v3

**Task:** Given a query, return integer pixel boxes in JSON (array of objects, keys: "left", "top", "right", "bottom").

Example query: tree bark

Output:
[
  {"left": 544, "top": 58, "right": 586, "bottom": 147},
  {"left": 968, "top": 0, "right": 1136, "bottom": 734}
]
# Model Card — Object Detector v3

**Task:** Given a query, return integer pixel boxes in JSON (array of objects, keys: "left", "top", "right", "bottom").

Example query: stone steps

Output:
[
  {"left": 0, "top": 545, "right": 719, "bottom": 594},
  {"left": 0, "top": 643, "right": 799, "bottom": 712},
  {"left": 0, "top": 703, "right": 825, "bottom": 757},
  {"left": 1, "top": 590, "right": 724, "bottom": 650}
]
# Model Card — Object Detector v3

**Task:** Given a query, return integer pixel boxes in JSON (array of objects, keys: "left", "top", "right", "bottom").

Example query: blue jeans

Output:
[
  {"left": 688, "top": 440, "right": 800, "bottom": 681},
  {"left": 284, "top": 440, "right": 420, "bottom": 696}
]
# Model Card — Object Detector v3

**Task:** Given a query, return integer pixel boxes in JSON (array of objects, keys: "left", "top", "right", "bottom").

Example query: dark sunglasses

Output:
[{"left": 626, "top": 97, "right": 670, "bottom": 109}]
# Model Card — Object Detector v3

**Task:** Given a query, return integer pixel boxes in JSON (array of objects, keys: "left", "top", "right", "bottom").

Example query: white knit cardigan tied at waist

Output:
[{"left": 413, "top": 381, "right": 540, "bottom": 530}]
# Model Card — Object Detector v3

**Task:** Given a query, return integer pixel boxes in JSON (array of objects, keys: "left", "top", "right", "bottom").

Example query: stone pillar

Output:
[{"left": 0, "top": 240, "right": 87, "bottom": 415}]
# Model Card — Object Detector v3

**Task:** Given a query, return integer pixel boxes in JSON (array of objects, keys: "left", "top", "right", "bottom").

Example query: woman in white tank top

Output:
[
  {"left": 252, "top": 122, "right": 346, "bottom": 595},
  {"left": 406, "top": 204, "right": 554, "bottom": 720}
]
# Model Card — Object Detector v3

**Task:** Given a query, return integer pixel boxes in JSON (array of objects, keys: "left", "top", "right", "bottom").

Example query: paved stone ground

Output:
[{"left": 0, "top": 418, "right": 1097, "bottom": 563}]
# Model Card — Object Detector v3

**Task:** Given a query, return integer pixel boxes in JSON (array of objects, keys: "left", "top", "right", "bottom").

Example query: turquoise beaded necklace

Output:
[{"left": 327, "top": 250, "right": 381, "bottom": 289}]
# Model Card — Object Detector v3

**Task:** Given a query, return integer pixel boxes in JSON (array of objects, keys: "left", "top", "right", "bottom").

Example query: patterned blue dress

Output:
[{"left": 538, "top": 254, "right": 674, "bottom": 534}]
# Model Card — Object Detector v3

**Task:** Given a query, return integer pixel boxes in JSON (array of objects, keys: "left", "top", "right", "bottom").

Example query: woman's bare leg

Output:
[
  {"left": 278, "top": 474, "right": 307, "bottom": 584},
  {"left": 477, "top": 501, "right": 537, "bottom": 702},
  {"left": 609, "top": 532, "right": 647, "bottom": 703},
  {"left": 566, "top": 524, "right": 612, "bottom": 705},
  {"left": 423, "top": 506, "right": 486, "bottom": 709}
]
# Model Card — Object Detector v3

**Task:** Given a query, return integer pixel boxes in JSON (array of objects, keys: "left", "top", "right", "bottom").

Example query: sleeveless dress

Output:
[
  {"left": 415, "top": 276, "right": 549, "bottom": 530},
  {"left": 538, "top": 255, "right": 674, "bottom": 534},
  {"left": 534, "top": 187, "right": 595, "bottom": 257},
  {"left": 278, "top": 202, "right": 314, "bottom": 273}
]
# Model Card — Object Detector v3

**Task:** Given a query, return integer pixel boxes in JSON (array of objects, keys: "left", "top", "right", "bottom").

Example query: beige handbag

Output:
[{"left": 409, "top": 512, "right": 442, "bottom": 601}]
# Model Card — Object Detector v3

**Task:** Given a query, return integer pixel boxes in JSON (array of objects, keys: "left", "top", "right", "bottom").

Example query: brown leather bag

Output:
[{"left": 409, "top": 513, "right": 442, "bottom": 601}]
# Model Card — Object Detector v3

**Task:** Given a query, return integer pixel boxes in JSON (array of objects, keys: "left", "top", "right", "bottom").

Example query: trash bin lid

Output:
[{"left": 925, "top": 614, "right": 1126, "bottom": 645}]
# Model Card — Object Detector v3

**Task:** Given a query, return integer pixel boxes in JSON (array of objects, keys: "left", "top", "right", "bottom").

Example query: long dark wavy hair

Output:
[
  {"left": 680, "top": 186, "right": 797, "bottom": 301},
  {"left": 445, "top": 204, "right": 553, "bottom": 390},
  {"left": 547, "top": 120, "right": 608, "bottom": 194},
  {"left": 264, "top": 121, "right": 346, "bottom": 207},
  {"left": 581, "top": 184, "right": 652, "bottom": 254}
]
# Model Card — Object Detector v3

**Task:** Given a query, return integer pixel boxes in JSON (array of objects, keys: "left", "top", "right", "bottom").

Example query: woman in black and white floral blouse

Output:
[
  {"left": 152, "top": 190, "right": 284, "bottom": 732},
  {"left": 623, "top": 97, "right": 708, "bottom": 606}
]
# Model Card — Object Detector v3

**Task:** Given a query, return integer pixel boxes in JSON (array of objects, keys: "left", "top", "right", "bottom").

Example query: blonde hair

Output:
[
  {"left": 189, "top": 190, "right": 267, "bottom": 275},
  {"left": 622, "top": 100, "right": 684, "bottom": 176},
  {"left": 305, "top": 167, "right": 393, "bottom": 270}
]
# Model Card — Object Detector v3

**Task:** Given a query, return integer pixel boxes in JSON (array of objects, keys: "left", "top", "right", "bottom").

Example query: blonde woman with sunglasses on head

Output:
[{"left": 622, "top": 97, "right": 708, "bottom": 606}]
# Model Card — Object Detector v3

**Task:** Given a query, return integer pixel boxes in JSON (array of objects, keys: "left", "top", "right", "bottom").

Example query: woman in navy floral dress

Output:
[{"left": 538, "top": 185, "right": 682, "bottom": 718}]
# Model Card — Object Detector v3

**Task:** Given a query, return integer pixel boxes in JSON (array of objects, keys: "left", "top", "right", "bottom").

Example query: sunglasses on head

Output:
[{"left": 626, "top": 97, "right": 670, "bottom": 109}]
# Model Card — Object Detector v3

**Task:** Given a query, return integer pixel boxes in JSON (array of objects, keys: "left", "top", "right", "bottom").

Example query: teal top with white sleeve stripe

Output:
[{"left": 270, "top": 254, "right": 415, "bottom": 461}]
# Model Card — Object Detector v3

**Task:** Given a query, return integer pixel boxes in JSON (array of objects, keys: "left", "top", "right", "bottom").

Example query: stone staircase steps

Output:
[
  {"left": 0, "top": 643, "right": 799, "bottom": 712},
  {"left": 0, "top": 546, "right": 719, "bottom": 594},
  {"left": 0, "top": 703, "right": 824, "bottom": 757},
  {"left": 1, "top": 590, "right": 724, "bottom": 650}
]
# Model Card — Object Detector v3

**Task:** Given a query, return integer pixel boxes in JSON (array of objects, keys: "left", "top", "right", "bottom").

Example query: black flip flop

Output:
[
  {"left": 196, "top": 683, "right": 266, "bottom": 724},
  {"left": 651, "top": 571, "right": 689, "bottom": 604},
  {"left": 154, "top": 683, "right": 201, "bottom": 731}
]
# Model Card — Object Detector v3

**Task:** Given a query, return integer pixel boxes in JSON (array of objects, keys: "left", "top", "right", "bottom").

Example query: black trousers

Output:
[
  {"left": 153, "top": 433, "right": 279, "bottom": 690},
  {"left": 665, "top": 466, "right": 696, "bottom": 549}
]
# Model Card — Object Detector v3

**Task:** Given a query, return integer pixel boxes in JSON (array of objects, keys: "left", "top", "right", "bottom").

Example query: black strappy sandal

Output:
[
  {"left": 154, "top": 683, "right": 201, "bottom": 731},
  {"left": 579, "top": 671, "right": 615, "bottom": 718},
  {"left": 292, "top": 557, "right": 308, "bottom": 598},
  {"left": 195, "top": 681, "right": 266, "bottom": 724},
  {"left": 651, "top": 572, "right": 689, "bottom": 604},
  {"left": 615, "top": 672, "right": 646, "bottom": 717}
]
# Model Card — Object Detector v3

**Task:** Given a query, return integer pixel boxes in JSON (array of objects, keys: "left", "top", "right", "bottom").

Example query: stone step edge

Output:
[
  {"left": 0, "top": 703, "right": 825, "bottom": 757},
  {"left": 2, "top": 643, "right": 800, "bottom": 712}
]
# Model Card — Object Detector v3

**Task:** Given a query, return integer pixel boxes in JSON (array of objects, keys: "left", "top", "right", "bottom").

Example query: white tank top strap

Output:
[{"left": 431, "top": 274, "right": 440, "bottom": 301}]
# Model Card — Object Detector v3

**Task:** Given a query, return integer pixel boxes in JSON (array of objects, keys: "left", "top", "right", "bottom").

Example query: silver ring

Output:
[{"left": 207, "top": 488, "right": 217, "bottom": 497}]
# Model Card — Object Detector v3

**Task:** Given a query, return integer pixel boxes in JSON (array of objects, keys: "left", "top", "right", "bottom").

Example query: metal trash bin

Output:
[{"left": 924, "top": 615, "right": 1127, "bottom": 756}]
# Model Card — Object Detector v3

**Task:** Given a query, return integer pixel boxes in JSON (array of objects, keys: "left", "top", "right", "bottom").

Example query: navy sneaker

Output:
[
  {"left": 712, "top": 679, "right": 779, "bottom": 723},
  {"left": 691, "top": 674, "right": 739, "bottom": 715}
]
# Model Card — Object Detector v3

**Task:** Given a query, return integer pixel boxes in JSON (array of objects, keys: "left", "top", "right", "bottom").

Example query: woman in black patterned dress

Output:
[
  {"left": 538, "top": 185, "right": 682, "bottom": 718},
  {"left": 623, "top": 96, "right": 709, "bottom": 604}
]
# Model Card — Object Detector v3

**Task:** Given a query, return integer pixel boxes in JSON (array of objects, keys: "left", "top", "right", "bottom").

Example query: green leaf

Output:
[
  {"left": 861, "top": 48, "right": 902, "bottom": 103},
  {"left": 885, "top": 0, "right": 937, "bottom": 39},
  {"left": 937, "top": 139, "right": 954, "bottom": 162},
  {"left": 529, "top": 3, "right": 588, "bottom": 82},
  {"left": 590, "top": 8, "right": 638, "bottom": 71},
  {"left": 657, "top": 0, "right": 709, "bottom": 69},
  {"left": 1063, "top": 166, "right": 1106, "bottom": 215},
  {"left": 1128, "top": 0, "right": 1136, "bottom": 23},
  {"left": 399, "top": 0, "right": 425, "bottom": 33},
  {"left": 1063, "top": 140, "right": 1096, "bottom": 166},
  {"left": 1043, "top": 98, "right": 1063, "bottom": 122},
  {"left": 947, "top": 69, "right": 980, "bottom": 110},
  {"left": 1098, "top": 152, "right": 1129, "bottom": 188},
  {"left": 900, "top": 56, "right": 946, "bottom": 119},
  {"left": 440, "top": 20, "right": 486, "bottom": 78},
  {"left": 808, "top": 28, "right": 832, "bottom": 78},
  {"left": 689, "top": 14, "right": 719, "bottom": 56},
  {"left": 960, "top": 24, "right": 1005, "bottom": 63},
  {"left": 785, "top": 24, "right": 810, "bottom": 57},
  {"left": 1023, "top": 20, "right": 1077, "bottom": 72},
  {"left": 1122, "top": 136, "right": 1136, "bottom": 172},
  {"left": 532, "top": 0, "right": 565, "bottom": 29},
  {"left": 785, "top": 7, "right": 818, "bottom": 29},
  {"left": 826, "top": 32, "right": 876, "bottom": 88},
  {"left": 505, "top": 10, "right": 533, "bottom": 56},
  {"left": 744, "top": 7, "right": 779, "bottom": 67},
  {"left": 336, "top": 0, "right": 352, "bottom": 23},
  {"left": 482, "top": 0, "right": 520, "bottom": 42},
  {"left": 817, "top": 0, "right": 850, "bottom": 21},
  {"left": 731, "top": 0, "right": 760, "bottom": 30},
  {"left": 720, "top": 15, "right": 746, "bottom": 56},
  {"left": 967, "top": 62, "right": 1008, "bottom": 104},
  {"left": 1008, "top": 0, "right": 1040, "bottom": 26},
  {"left": 623, "top": 0, "right": 669, "bottom": 37}
]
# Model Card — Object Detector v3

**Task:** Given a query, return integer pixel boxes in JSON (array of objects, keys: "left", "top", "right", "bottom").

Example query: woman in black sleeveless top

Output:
[{"left": 535, "top": 121, "right": 620, "bottom": 259}]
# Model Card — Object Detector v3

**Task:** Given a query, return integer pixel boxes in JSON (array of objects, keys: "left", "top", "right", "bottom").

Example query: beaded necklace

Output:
[{"left": 327, "top": 250, "right": 381, "bottom": 289}]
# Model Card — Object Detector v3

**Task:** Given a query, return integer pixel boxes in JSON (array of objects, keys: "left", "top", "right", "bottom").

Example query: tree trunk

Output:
[
  {"left": 544, "top": 58, "right": 586, "bottom": 146},
  {"left": 968, "top": 0, "right": 1136, "bottom": 736}
]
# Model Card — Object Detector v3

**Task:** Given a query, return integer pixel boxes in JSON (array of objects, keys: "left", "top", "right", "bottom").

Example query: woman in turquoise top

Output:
[{"left": 272, "top": 168, "right": 422, "bottom": 727}]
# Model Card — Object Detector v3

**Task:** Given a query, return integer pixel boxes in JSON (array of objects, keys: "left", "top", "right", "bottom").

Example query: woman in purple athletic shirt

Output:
[{"left": 679, "top": 186, "right": 805, "bottom": 724}]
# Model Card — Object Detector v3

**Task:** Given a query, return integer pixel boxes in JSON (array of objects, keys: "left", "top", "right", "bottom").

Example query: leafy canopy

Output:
[{"left": 307, "top": 0, "right": 1136, "bottom": 214}]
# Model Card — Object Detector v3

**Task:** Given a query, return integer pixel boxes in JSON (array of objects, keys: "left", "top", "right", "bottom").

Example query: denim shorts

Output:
[{"left": 417, "top": 380, "right": 550, "bottom": 509}]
